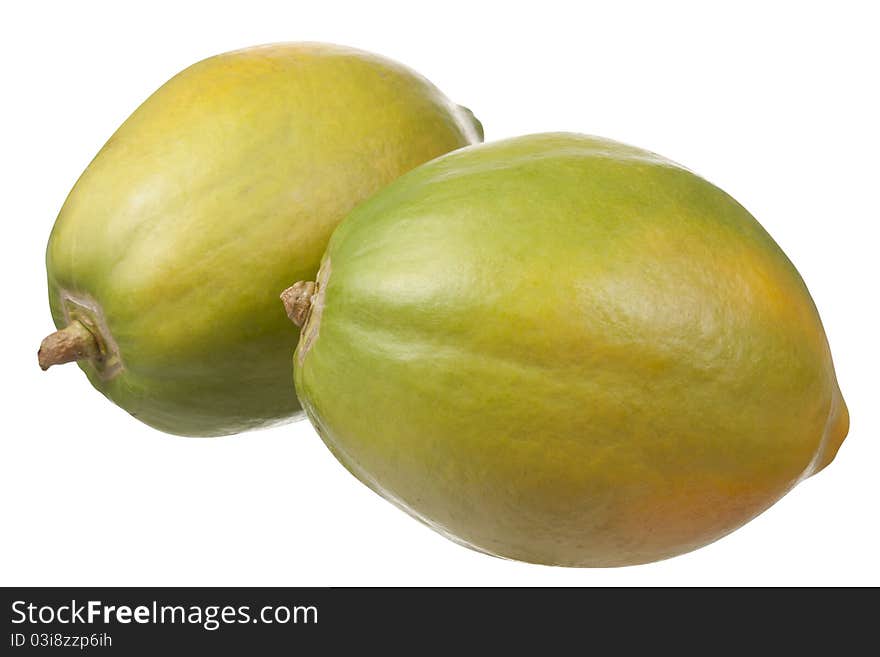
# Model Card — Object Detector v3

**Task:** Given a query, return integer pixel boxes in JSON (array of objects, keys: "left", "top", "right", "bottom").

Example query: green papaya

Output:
[
  {"left": 286, "top": 133, "right": 849, "bottom": 567},
  {"left": 40, "top": 42, "right": 482, "bottom": 436}
]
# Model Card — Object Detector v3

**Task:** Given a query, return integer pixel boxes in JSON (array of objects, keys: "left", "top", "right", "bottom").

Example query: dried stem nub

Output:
[
  {"left": 38, "top": 320, "right": 99, "bottom": 370},
  {"left": 280, "top": 281, "right": 316, "bottom": 328}
]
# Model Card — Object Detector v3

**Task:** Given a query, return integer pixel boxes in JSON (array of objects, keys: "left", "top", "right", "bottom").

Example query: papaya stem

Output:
[
  {"left": 281, "top": 281, "right": 316, "bottom": 328},
  {"left": 38, "top": 320, "right": 99, "bottom": 370}
]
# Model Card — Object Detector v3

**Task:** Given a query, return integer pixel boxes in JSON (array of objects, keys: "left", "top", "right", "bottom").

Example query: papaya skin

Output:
[
  {"left": 43, "top": 43, "right": 482, "bottom": 436},
  {"left": 290, "top": 133, "right": 849, "bottom": 567}
]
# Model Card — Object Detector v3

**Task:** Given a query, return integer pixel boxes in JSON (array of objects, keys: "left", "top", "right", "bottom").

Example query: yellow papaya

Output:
[{"left": 40, "top": 43, "right": 482, "bottom": 436}]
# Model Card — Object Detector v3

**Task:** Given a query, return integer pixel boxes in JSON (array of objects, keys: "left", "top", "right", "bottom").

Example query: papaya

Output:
[
  {"left": 39, "top": 43, "right": 482, "bottom": 436},
  {"left": 285, "top": 133, "right": 849, "bottom": 567}
]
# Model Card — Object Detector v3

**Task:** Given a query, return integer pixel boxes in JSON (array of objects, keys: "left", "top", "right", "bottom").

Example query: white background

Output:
[{"left": 2, "top": 1, "right": 877, "bottom": 586}]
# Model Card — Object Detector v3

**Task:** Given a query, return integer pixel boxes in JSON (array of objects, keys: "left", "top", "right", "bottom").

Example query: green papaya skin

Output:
[
  {"left": 41, "top": 43, "right": 482, "bottom": 436},
  {"left": 290, "top": 133, "right": 849, "bottom": 567}
]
